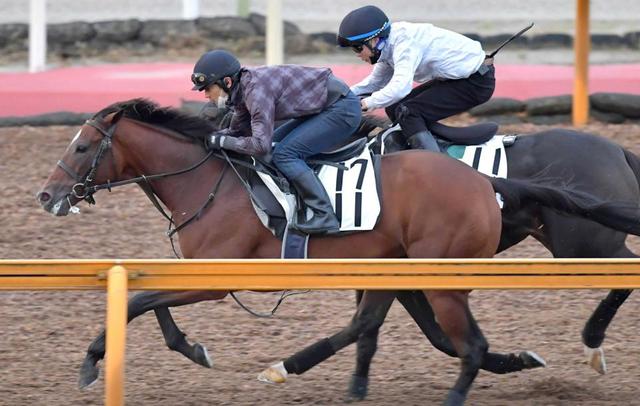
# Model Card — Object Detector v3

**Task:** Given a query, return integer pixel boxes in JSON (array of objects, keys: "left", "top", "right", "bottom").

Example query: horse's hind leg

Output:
[
  {"left": 347, "top": 290, "right": 549, "bottom": 402},
  {"left": 398, "top": 290, "right": 545, "bottom": 374},
  {"left": 79, "top": 290, "right": 225, "bottom": 389},
  {"left": 425, "top": 290, "right": 487, "bottom": 406},
  {"left": 258, "top": 290, "right": 395, "bottom": 384},
  {"left": 154, "top": 307, "right": 213, "bottom": 368}
]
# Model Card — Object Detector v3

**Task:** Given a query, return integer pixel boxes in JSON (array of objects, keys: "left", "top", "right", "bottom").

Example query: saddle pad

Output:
[
  {"left": 317, "top": 146, "right": 381, "bottom": 231},
  {"left": 256, "top": 145, "right": 382, "bottom": 233},
  {"left": 446, "top": 135, "right": 508, "bottom": 179},
  {"left": 446, "top": 136, "right": 508, "bottom": 209}
]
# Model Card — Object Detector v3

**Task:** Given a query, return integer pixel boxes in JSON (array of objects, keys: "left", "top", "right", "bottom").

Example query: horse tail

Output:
[
  {"left": 623, "top": 147, "right": 640, "bottom": 192},
  {"left": 489, "top": 177, "right": 640, "bottom": 236}
]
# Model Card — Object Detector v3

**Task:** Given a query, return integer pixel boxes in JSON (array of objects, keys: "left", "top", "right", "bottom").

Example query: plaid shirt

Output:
[{"left": 221, "top": 65, "right": 332, "bottom": 156}]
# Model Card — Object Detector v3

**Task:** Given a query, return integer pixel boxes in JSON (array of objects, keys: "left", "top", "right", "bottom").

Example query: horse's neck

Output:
[{"left": 117, "top": 120, "right": 231, "bottom": 214}]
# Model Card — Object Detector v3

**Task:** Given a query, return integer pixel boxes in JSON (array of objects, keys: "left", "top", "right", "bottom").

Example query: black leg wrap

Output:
[
  {"left": 582, "top": 290, "right": 631, "bottom": 348},
  {"left": 283, "top": 338, "right": 336, "bottom": 375}
]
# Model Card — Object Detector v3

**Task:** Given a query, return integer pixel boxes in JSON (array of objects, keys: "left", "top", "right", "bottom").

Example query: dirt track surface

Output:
[{"left": 1, "top": 120, "right": 640, "bottom": 405}]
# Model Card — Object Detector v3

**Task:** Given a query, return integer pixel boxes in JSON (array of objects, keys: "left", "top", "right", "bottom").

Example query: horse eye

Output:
[{"left": 75, "top": 144, "right": 88, "bottom": 153}]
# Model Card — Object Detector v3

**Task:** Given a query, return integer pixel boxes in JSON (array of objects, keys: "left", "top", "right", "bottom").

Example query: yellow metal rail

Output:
[
  {"left": 573, "top": 0, "right": 590, "bottom": 126},
  {"left": 3, "top": 258, "right": 640, "bottom": 290},
  {"left": 3, "top": 258, "right": 640, "bottom": 406}
]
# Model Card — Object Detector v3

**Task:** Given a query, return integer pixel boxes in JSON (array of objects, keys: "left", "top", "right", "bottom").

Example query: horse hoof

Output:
[
  {"left": 257, "top": 367, "right": 286, "bottom": 384},
  {"left": 443, "top": 390, "right": 466, "bottom": 406},
  {"left": 584, "top": 345, "right": 607, "bottom": 375},
  {"left": 78, "top": 359, "right": 99, "bottom": 390},
  {"left": 345, "top": 374, "right": 368, "bottom": 402},
  {"left": 519, "top": 350, "right": 547, "bottom": 369},
  {"left": 193, "top": 343, "right": 213, "bottom": 368}
]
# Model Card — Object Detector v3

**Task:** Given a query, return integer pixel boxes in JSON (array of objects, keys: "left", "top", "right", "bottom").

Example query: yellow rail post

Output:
[
  {"left": 105, "top": 265, "right": 128, "bottom": 406},
  {"left": 573, "top": 0, "right": 590, "bottom": 126}
]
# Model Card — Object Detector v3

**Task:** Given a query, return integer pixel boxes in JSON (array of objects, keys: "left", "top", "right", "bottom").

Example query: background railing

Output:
[
  {"left": 22, "top": 0, "right": 593, "bottom": 124},
  {"left": 3, "top": 258, "right": 640, "bottom": 405}
]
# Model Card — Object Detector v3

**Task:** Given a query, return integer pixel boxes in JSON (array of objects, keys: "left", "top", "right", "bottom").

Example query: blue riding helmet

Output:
[
  {"left": 191, "top": 50, "right": 241, "bottom": 91},
  {"left": 337, "top": 5, "right": 390, "bottom": 49}
]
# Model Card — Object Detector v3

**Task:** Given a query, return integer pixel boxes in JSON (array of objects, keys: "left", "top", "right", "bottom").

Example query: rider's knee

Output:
[
  {"left": 394, "top": 103, "right": 411, "bottom": 123},
  {"left": 385, "top": 104, "right": 397, "bottom": 121},
  {"left": 271, "top": 145, "right": 297, "bottom": 167}
]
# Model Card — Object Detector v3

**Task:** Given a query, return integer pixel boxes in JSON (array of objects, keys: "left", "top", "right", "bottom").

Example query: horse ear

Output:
[{"left": 111, "top": 110, "right": 125, "bottom": 124}]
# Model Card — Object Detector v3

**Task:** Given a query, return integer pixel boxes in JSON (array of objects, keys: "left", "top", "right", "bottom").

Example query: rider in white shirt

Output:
[{"left": 338, "top": 5, "right": 495, "bottom": 151}]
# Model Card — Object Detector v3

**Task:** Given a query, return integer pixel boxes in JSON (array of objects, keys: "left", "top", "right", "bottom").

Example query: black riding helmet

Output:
[
  {"left": 191, "top": 50, "right": 241, "bottom": 91},
  {"left": 337, "top": 5, "right": 391, "bottom": 49}
]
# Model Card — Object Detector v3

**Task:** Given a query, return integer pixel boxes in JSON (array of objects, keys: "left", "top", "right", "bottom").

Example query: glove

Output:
[
  {"left": 360, "top": 98, "right": 369, "bottom": 112},
  {"left": 206, "top": 133, "right": 227, "bottom": 150}
]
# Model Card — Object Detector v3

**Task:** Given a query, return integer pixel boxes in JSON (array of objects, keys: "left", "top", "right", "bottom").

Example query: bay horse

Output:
[
  {"left": 36, "top": 99, "right": 640, "bottom": 405},
  {"left": 338, "top": 118, "right": 640, "bottom": 399}
]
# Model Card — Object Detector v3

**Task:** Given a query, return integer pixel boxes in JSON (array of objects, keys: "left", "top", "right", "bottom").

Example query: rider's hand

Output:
[
  {"left": 206, "top": 132, "right": 226, "bottom": 150},
  {"left": 360, "top": 99, "right": 369, "bottom": 112}
]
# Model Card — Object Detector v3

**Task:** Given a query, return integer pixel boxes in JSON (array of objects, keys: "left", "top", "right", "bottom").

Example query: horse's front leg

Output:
[
  {"left": 346, "top": 290, "right": 380, "bottom": 402},
  {"left": 257, "top": 290, "right": 396, "bottom": 385},
  {"left": 154, "top": 307, "right": 213, "bottom": 368},
  {"left": 582, "top": 288, "right": 633, "bottom": 374},
  {"left": 79, "top": 290, "right": 227, "bottom": 389}
]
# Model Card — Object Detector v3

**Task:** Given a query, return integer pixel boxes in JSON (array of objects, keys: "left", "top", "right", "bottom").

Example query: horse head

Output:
[
  {"left": 37, "top": 99, "right": 219, "bottom": 217},
  {"left": 36, "top": 108, "right": 126, "bottom": 216}
]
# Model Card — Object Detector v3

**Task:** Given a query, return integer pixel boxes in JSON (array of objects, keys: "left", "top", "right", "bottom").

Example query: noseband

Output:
[{"left": 56, "top": 118, "right": 115, "bottom": 205}]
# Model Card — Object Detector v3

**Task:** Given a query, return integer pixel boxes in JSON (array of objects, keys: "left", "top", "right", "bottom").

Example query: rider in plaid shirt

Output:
[{"left": 191, "top": 50, "right": 361, "bottom": 234}]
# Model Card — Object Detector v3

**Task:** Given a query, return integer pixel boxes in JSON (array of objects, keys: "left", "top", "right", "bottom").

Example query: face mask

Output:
[
  {"left": 217, "top": 94, "right": 228, "bottom": 109},
  {"left": 369, "top": 37, "right": 387, "bottom": 64}
]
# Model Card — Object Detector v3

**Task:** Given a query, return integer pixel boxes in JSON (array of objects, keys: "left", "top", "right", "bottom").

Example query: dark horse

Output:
[
  {"left": 36, "top": 100, "right": 640, "bottom": 405},
  {"left": 289, "top": 117, "right": 640, "bottom": 401},
  {"left": 269, "top": 117, "right": 640, "bottom": 401}
]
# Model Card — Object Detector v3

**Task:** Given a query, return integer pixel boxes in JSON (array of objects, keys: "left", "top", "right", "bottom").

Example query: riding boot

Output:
[
  {"left": 406, "top": 130, "right": 439, "bottom": 152},
  {"left": 290, "top": 169, "right": 340, "bottom": 234}
]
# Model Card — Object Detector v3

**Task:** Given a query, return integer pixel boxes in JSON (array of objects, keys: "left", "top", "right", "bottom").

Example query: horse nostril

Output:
[{"left": 36, "top": 191, "right": 51, "bottom": 203}]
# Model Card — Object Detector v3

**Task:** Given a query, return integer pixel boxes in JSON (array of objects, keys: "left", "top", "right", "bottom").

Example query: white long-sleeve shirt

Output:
[{"left": 351, "top": 22, "right": 486, "bottom": 110}]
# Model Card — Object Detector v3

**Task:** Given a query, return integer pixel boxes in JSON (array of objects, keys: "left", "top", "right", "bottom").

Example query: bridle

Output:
[
  {"left": 55, "top": 115, "right": 222, "bottom": 242},
  {"left": 56, "top": 118, "right": 116, "bottom": 205}
]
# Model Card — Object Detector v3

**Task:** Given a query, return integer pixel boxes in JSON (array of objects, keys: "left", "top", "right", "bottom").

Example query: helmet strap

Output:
[{"left": 367, "top": 37, "right": 387, "bottom": 64}]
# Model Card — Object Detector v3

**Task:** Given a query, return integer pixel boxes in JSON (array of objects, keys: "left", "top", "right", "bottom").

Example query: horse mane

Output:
[
  {"left": 93, "top": 99, "right": 390, "bottom": 142},
  {"left": 94, "top": 98, "right": 217, "bottom": 141}
]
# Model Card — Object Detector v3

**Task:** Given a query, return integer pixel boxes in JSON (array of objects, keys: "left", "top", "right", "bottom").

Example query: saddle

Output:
[
  {"left": 377, "top": 121, "right": 516, "bottom": 181},
  {"left": 430, "top": 121, "right": 499, "bottom": 145},
  {"left": 215, "top": 137, "right": 381, "bottom": 240}
]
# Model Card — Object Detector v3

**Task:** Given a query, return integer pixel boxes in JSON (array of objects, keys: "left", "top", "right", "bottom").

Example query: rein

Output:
[
  {"left": 61, "top": 116, "right": 302, "bottom": 317},
  {"left": 58, "top": 118, "right": 223, "bottom": 256}
]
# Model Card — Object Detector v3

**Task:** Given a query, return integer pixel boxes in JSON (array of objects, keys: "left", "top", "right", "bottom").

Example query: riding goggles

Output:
[{"left": 191, "top": 72, "right": 214, "bottom": 91}]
